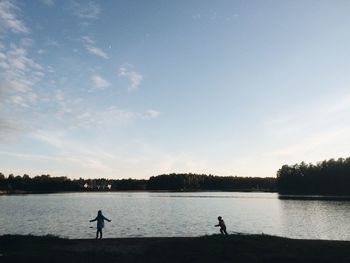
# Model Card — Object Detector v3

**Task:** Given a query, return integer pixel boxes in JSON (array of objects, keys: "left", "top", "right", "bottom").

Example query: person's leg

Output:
[
  {"left": 224, "top": 228, "right": 228, "bottom": 235},
  {"left": 220, "top": 228, "right": 224, "bottom": 235},
  {"left": 96, "top": 228, "right": 102, "bottom": 239}
]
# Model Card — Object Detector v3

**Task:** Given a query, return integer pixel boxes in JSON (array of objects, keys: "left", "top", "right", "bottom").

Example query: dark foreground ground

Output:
[{"left": 1, "top": 234, "right": 350, "bottom": 263}]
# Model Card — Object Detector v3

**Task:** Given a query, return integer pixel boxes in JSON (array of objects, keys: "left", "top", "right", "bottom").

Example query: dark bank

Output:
[{"left": 2, "top": 234, "right": 350, "bottom": 263}]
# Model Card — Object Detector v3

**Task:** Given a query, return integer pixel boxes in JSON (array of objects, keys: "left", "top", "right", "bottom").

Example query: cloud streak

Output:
[
  {"left": 118, "top": 67, "right": 143, "bottom": 91},
  {"left": 72, "top": 1, "right": 100, "bottom": 20},
  {"left": 81, "top": 36, "right": 108, "bottom": 59},
  {"left": 39, "top": 0, "right": 55, "bottom": 6},
  {"left": 144, "top": 110, "right": 161, "bottom": 119},
  {"left": 0, "top": 115, "right": 27, "bottom": 141},
  {"left": 86, "top": 46, "right": 108, "bottom": 59},
  {"left": 29, "top": 130, "right": 117, "bottom": 173},
  {"left": 74, "top": 106, "right": 160, "bottom": 129},
  {"left": 92, "top": 74, "right": 110, "bottom": 90},
  {"left": 255, "top": 91, "right": 350, "bottom": 173},
  {"left": 0, "top": 44, "right": 43, "bottom": 107},
  {"left": 28, "top": 131, "right": 207, "bottom": 178},
  {"left": 0, "top": 0, "right": 29, "bottom": 33}
]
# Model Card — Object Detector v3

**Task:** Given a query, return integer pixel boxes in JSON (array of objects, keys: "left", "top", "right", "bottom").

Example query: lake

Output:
[{"left": 1, "top": 192, "right": 350, "bottom": 240}]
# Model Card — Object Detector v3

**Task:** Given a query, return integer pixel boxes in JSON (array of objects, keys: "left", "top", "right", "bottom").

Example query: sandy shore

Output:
[{"left": 1, "top": 234, "right": 350, "bottom": 262}]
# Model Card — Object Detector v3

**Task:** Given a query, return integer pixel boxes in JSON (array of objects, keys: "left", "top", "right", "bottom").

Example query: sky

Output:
[{"left": 1, "top": 0, "right": 350, "bottom": 179}]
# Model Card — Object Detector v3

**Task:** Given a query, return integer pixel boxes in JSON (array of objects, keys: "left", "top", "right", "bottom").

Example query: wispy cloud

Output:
[
  {"left": 81, "top": 36, "right": 94, "bottom": 45},
  {"left": 0, "top": 115, "right": 27, "bottom": 141},
  {"left": 118, "top": 67, "right": 143, "bottom": 91},
  {"left": 10, "top": 93, "right": 37, "bottom": 107},
  {"left": 144, "top": 110, "right": 161, "bottom": 119},
  {"left": 39, "top": 0, "right": 55, "bottom": 6},
  {"left": 30, "top": 130, "right": 115, "bottom": 173},
  {"left": 191, "top": 12, "right": 239, "bottom": 22},
  {"left": 45, "top": 38, "right": 60, "bottom": 47},
  {"left": 72, "top": 106, "right": 160, "bottom": 130},
  {"left": 86, "top": 46, "right": 108, "bottom": 59},
  {"left": 92, "top": 74, "right": 110, "bottom": 90},
  {"left": 72, "top": 1, "right": 100, "bottom": 20},
  {"left": 0, "top": 2, "right": 45, "bottom": 141},
  {"left": 37, "top": 49, "right": 46, "bottom": 55},
  {"left": 263, "top": 92, "right": 350, "bottom": 139},
  {"left": 264, "top": 129, "right": 350, "bottom": 159},
  {"left": 81, "top": 36, "right": 108, "bottom": 59},
  {"left": 192, "top": 14, "right": 201, "bottom": 20},
  {"left": 0, "top": 0, "right": 29, "bottom": 33},
  {"left": 19, "top": 38, "right": 34, "bottom": 47},
  {"left": 259, "top": 91, "right": 350, "bottom": 168},
  {"left": 0, "top": 44, "right": 43, "bottom": 107},
  {"left": 75, "top": 107, "right": 137, "bottom": 128},
  {"left": 55, "top": 89, "right": 64, "bottom": 102},
  {"left": 29, "top": 131, "right": 204, "bottom": 178}
]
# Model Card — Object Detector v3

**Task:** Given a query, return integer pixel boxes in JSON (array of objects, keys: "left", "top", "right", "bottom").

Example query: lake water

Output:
[{"left": 1, "top": 192, "right": 350, "bottom": 240}]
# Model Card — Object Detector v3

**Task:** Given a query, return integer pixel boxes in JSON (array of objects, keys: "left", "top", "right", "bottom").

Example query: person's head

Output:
[
  {"left": 218, "top": 216, "right": 222, "bottom": 220},
  {"left": 98, "top": 210, "right": 102, "bottom": 216}
]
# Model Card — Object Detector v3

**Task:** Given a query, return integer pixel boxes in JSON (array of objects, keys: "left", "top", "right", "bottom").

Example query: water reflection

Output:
[
  {"left": 278, "top": 200, "right": 350, "bottom": 240},
  {"left": 0, "top": 192, "right": 349, "bottom": 240}
]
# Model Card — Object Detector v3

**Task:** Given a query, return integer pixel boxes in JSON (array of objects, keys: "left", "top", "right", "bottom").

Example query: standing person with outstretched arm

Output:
[
  {"left": 90, "top": 210, "right": 111, "bottom": 239},
  {"left": 215, "top": 216, "right": 228, "bottom": 235}
]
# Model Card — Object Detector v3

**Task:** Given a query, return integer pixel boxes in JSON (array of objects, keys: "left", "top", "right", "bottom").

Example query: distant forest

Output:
[
  {"left": 3, "top": 157, "right": 350, "bottom": 195},
  {"left": 0, "top": 173, "right": 276, "bottom": 193},
  {"left": 277, "top": 157, "right": 350, "bottom": 195}
]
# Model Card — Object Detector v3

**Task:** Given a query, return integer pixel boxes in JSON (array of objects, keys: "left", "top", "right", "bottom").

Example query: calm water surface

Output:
[{"left": 1, "top": 192, "right": 350, "bottom": 240}]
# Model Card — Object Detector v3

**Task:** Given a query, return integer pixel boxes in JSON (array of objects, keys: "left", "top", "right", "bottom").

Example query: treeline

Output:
[
  {"left": 277, "top": 158, "right": 350, "bottom": 195},
  {"left": 148, "top": 173, "right": 276, "bottom": 191},
  {"left": 0, "top": 173, "right": 147, "bottom": 193},
  {"left": 0, "top": 173, "right": 276, "bottom": 193}
]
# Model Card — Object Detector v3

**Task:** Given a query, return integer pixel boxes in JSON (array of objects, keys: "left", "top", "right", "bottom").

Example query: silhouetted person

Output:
[
  {"left": 215, "top": 216, "right": 228, "bottom": 235},
  {"left": 90, "top": 210, "right": 111, "bottom": 239}
]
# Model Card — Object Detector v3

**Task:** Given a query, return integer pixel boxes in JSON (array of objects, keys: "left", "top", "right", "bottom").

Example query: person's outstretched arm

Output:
[
  {"left": 90, "top": 217, "right": 97, "bottom": 222},
  {"left": 103, "top": 216, "right": 111, "bottom": 222}
]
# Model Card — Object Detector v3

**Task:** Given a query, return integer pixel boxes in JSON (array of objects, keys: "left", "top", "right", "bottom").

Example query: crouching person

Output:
[{"left": 215, "top": 216, "right": 228, "bottom": 235}]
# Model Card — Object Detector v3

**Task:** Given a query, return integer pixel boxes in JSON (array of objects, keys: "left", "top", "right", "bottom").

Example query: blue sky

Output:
[{"left": 1, "top": 0, "right": 350, "bottom": 179}]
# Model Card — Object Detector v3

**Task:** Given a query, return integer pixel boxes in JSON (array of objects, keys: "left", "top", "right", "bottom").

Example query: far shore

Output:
[
  {"left": 1, "top": 234, "right": 350, "bottom": 262},
  {"left": 0, "top": 189, "right": 275, "bottom": 195}
]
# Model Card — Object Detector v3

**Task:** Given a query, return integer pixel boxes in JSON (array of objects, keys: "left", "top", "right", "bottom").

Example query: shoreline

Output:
[
  {"left": 1, "top": 234, "right": 350, "bottom": 262},
  {"left": 0, "top": 189, "right": 276, "bottom": 195}
]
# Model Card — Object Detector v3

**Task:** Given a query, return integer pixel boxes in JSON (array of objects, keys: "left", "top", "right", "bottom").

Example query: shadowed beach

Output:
[{"left": 2, "top": 234, "right": 350, "bottom": 263}]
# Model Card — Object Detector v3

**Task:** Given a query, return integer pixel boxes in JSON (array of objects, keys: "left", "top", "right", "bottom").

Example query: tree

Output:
[{"left": 277, "top": 157, "right": 350, "bottom": 195}]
